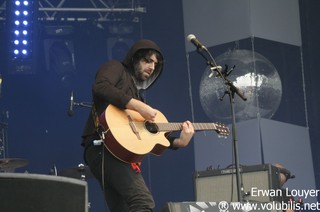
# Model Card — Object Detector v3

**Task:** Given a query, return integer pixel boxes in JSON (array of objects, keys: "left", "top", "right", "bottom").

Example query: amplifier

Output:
[{"left": 194, "top": 164, "right": 281, "bottom": 203}]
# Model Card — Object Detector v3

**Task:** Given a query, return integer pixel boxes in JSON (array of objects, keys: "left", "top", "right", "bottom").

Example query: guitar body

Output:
[{"left": 99, "top": 105, "right": 171, "bottom": 163}]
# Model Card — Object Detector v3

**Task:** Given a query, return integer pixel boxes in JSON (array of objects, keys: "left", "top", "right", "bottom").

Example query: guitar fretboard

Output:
[{"left": 156, "top": 123, "right": 217, "bottom": 131}]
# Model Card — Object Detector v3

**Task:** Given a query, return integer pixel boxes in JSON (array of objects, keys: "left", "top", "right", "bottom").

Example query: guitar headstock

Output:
[{"left": 214, "top": 122, "right": 230, "bottom": 137}]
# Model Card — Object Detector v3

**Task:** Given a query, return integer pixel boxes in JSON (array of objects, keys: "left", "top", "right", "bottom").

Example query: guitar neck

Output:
[{"left": 157, "top": 123, "right": 217, "bottom": 132}]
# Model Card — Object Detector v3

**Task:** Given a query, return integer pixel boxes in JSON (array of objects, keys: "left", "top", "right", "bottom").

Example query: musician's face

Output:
[{"left": 134, "top": 53, "right": 158, "bottom": 81}]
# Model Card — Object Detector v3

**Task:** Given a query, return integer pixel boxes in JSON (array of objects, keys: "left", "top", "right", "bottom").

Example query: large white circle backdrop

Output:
[{"left": 199, "top": 49, "right": 282, "bottom": 123}]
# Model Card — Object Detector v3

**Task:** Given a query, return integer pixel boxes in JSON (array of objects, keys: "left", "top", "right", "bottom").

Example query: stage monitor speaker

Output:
[
  {"left": 194, "top": 164, "right": 281, "bottom": 203},
  {"left": 162, "top": 202, "right": 221, "bottom": 212},
  {"left": 0, "top": 173, "right": 88, "bottom": 212},
  {"left": 162, "top": 202, "right": 278, "bottom": 212}
]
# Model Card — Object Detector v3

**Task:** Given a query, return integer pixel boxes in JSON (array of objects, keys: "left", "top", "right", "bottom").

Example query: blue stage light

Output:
[{"left": 9, "top": 0, "right": 35, "bottom": 67}]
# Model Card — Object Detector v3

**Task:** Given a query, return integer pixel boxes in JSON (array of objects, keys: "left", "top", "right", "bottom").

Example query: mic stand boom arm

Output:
[
  {"left": 195, "top": 46, "right": 247, "bottom": 203},
  {"left": 196, "top": 47, "right": 247, "bottom": 101},
  {"left": 67, "top": 101, "right": 92, "bottom": 117},
  {"left": 74, "top": 102, "right": 92, "bottom": 108}
]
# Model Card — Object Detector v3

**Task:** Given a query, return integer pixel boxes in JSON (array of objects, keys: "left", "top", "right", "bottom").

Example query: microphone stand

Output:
[
  {"left": 68, "top": 100, "right": 92, "bottom": 117},
  {"left": 195, "top": 47, "right": 247, "bottom": 203},
  {"left": 67, "top": 91, "right": 92, "bottom": 117}
]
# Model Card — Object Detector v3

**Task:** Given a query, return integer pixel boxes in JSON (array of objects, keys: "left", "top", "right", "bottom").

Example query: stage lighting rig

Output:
[{"left": 7, "top": 0, "right": 38, "bottom": 74}]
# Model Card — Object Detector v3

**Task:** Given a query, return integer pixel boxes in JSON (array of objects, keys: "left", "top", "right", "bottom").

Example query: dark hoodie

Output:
[{"left": 81, "top": 39, "right": 164, "bottom": 145}]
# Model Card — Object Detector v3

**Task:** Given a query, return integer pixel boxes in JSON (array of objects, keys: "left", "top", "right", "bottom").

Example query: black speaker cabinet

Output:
[
  {"left": 194, "top": 164, "right": 280, "bottom": 203},
  {"left": 0, "top": 173, "right": 88, "bottom": 212}
]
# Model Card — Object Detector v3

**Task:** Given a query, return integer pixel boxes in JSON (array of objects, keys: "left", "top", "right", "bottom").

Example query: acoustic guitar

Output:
[{"left": 99, "top": 104, "right": 230, "bottom": 163}]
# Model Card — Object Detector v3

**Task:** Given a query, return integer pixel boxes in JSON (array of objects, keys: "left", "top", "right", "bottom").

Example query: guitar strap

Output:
[
  {"left": 91, "top": 103, "right": 101, "bottom": 134},
  {"left": 91, "top": 102, "right": 108, "bottom": 141}
]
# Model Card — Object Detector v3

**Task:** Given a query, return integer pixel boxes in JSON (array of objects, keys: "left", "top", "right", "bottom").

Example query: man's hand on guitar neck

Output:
[
  {"left": 172, "top": 121, "right": 195, "bottom": 148},
  {"left": 126, "top": 98, "right": 157, "bottom": 122}
]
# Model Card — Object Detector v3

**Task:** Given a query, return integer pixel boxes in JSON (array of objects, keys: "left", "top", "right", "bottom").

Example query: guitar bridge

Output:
[{"left": 127, "top": 115, "right": 141, "bottom": 140}]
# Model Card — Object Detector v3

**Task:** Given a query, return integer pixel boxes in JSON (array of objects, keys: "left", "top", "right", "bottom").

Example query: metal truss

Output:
[
  {"left": 38, "top": 0, "right": 147, "bottom": 22},
  {"left": 0, "top": 0, "right": 148, "bottom": 22}
]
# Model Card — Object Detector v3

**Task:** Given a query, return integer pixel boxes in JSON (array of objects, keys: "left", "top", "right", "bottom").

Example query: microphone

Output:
[
  {"left": 67, "top": 91, "right": 74, "bottom": 117},
  {"left": 279, "top": 167, "right": 295, "bottom": 181},
  {"left": 187, "top": 34, "right": 207, "bottom": 51}
]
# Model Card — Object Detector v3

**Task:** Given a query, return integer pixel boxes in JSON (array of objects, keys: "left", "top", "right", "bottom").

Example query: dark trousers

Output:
[{"left": 84, "top": 140, "right": 155, "bottom": 212}]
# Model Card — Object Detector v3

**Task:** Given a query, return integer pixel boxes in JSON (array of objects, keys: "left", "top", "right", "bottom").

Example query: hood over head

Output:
[{"left": 122, "top": 39, "right": 164, "bottom": 90}]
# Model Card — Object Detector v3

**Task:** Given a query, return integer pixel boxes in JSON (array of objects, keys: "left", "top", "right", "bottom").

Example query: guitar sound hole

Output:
[{"left": 144, "top": 121, "right": 159, "bottom": 134}]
